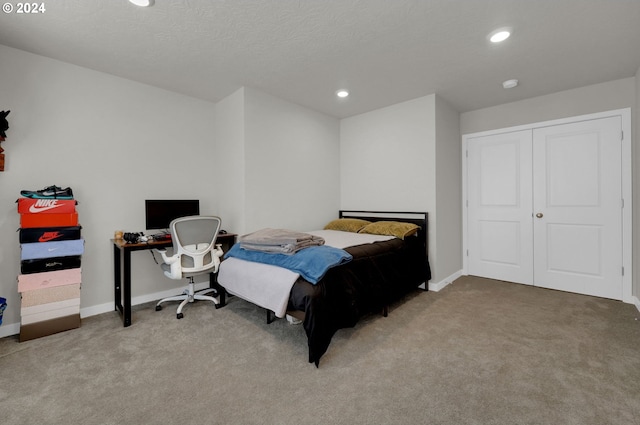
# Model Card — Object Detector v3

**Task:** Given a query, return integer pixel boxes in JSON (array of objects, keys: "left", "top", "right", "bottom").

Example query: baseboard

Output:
[
  {"left": 0, "top": 282, "right": 213, "bottom": 338},
  {"left": 428, "top": 270, "right": 463, "bottom": 292},
  {"left": 81, "top": 281, "right": 212, "bottom": 319},
  {"left": 632, "top": 295, "right": 640, "bottom": 313}
]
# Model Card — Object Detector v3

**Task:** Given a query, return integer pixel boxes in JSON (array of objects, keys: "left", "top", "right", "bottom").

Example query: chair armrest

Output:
[
  {"left": 154, "top": 248, "right": 179, "bottom": 265},
  {"left": 154, "top": 248, "right": 182, "bottom": 279}
]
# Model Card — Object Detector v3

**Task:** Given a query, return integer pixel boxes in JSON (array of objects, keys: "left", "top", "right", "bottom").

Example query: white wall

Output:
[
  {"left": 0, "top": 45, "right": 217, "bottom": 333},
  {"left": 214, "top": 87, "right": 246, "bottom": 234},
  {"left": 340, "top": 95, "right": 437, "bottom": 211},
  {"left": 434, "top": 96, "right": 462, "bottom": 282},
  {"left": 461, "top": 77, "right": 638, "bottom": 304},
  {"left": 243, "top": 87, "right": 340, "bottom": 232},
  {"left": 460, "top": 78, "right": 635, "bottom": 135},
  {"left": 340, "top": 94, "right": 455, "bottom": 282}
]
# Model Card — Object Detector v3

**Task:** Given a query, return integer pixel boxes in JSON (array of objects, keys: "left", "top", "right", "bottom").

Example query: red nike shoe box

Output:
[
  {"left": 17, "top": 198, "right": 77, "bottom": 214},
  {"left": 19, "top": 226, "right": 82, "bottom": 243},
  {"left": 20, "top": 212, "right": 79, "bottom": 228}
]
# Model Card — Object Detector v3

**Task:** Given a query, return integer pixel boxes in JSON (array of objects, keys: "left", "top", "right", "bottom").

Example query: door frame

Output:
[{"left": 462, "top": 108, "right": 633, "bottom": 303}]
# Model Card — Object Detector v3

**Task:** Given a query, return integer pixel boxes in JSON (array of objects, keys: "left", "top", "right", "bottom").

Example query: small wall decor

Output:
[{"left": 0, "top": 110, "right": 10, "bottom": 172}]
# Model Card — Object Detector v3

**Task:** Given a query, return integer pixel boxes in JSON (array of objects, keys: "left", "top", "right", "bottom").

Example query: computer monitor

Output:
[{"left": 145, "top": 199, "right": 200, "bottom": 231}]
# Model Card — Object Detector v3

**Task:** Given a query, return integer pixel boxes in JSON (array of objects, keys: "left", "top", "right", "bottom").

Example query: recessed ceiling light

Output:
[
  {"left": 502, "top": 79, "right": 519, "bottom": 89},
  {"left": 129, "top": 0, "right": 154, "bottom": 6},
  {"left": 336, "top": 90, "right": 349, "bottom": 98},
  {"left": 489, "top": 29, "right": 511, "bottom": 43}
]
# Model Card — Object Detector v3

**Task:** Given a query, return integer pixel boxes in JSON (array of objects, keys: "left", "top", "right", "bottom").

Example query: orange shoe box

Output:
[
  {"left": 17, "top": 198, "right": 76, "bottom": 214},
  {"left": 20, "top": 212, "right": 79, "bottom": 228}
]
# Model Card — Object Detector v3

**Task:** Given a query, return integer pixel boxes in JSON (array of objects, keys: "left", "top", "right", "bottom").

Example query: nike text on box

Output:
[
  {"left": 20, "top": 212, "right": 79, "bottom": 228},
  {"left": 17, "top": 198, "right": 76, "bottom": 214}
]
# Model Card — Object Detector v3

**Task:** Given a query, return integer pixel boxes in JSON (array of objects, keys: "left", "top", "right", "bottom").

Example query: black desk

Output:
[{"left": 112, "top": 233, "right": 236, "bottom": 327}]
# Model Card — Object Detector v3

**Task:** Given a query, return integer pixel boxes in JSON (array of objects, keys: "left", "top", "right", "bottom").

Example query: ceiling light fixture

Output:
[
  {"left": 129, "top": 0, "right": 154, "bottom": 6},
  {"left": 336, "top": 90, "right": 349, "bottom": 98},
  {"left": 502, "top": 79, "right": 519, "bottom": 89},
  {"left": 489, "top": 29, "right": 511, "bottom": 43}
]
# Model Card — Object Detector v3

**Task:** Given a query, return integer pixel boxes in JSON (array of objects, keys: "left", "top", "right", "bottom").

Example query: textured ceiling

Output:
[{"left": 1, "top": 0, "right": 639, "bottom": 118}]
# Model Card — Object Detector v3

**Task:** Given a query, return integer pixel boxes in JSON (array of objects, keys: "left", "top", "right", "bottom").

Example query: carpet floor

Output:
[{"left": 1, "top": 275, "right": 639, "bottom": 425}]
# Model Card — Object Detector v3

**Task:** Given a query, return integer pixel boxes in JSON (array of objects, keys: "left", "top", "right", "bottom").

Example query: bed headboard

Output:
[{"left": 338, "top": 210, "right": 428, "bottom": 254}]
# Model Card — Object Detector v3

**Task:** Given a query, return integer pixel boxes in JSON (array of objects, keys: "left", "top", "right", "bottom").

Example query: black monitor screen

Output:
[{"left": 145, "top": 199, "right": 200, "bottom": 230}]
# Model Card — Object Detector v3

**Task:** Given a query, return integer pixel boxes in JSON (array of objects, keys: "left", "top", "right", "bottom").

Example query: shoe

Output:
[{"left": 20, "top": 185, "right": 74, "bottom": 199}]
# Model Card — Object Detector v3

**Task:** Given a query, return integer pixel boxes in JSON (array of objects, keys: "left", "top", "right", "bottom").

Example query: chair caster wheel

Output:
[
  {"left": 155, "top": 305, "right": 162, "bottom": 311},
  {"left": 177, "top": 313, "right": 184, "bottom": 319}
]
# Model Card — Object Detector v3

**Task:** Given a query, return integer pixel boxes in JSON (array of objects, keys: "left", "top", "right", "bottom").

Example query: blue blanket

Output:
[{"left": 224, "top": 243, "right": 352, "bottom": 284}]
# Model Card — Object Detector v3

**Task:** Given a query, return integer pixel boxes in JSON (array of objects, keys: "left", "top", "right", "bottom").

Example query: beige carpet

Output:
[{"left": 1, "top": 275, "right": 639, "bottom": 425}]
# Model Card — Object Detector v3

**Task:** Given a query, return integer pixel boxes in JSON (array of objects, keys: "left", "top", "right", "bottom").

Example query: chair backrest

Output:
[{"left": 170, "top": 215, "right": 222, "bottom": 275}]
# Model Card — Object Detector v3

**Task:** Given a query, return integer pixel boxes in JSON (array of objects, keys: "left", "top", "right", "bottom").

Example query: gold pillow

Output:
[
  {"left": 324, "top": 218, "right": 372, "bottom": 233},
  {"left": 359, "top": 221, "right": 420, "bottom": 239}
]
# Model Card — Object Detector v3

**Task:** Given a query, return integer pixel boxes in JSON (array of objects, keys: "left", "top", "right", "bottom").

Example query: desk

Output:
[{"left": 112, "top": 233, "right": 237, "bottom": 327}]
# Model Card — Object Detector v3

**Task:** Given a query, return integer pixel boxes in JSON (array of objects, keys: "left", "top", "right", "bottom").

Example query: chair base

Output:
[{"left": 155, "top": 277, "right": 219, "bottom": 319}]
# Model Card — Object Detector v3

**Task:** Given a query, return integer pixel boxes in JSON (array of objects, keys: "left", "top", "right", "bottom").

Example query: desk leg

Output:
[
  {"left": 209, "top": 271, "right": 226, "bottom": 308},
  {"left": 114, "top": 244, "right": 122, "bottom": 313},
  {"left": 113, "top": 243, "right": 132, "bottom": 327},
  {"left": 123, "top": 249, "right": 132, "bottom": 326}
]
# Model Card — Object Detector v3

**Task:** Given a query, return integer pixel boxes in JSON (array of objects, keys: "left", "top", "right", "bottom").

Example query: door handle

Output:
[{"left": 535, "top": 213, "right": 543, "bottom": 218}]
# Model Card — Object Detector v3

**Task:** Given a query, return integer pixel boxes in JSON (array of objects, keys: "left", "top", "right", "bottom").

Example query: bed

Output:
[{"left": 216, "top": 211, "right": 431, "bottom": 366}]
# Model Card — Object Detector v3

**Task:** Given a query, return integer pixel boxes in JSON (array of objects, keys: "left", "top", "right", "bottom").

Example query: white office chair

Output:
[{"left": 154, "top": 215, "right": 224, "bottom": 319}]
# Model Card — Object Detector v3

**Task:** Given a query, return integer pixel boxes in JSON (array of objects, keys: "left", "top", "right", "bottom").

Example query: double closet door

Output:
[{"left": 466, "top": 115, "right": 624, "bottom": 300}]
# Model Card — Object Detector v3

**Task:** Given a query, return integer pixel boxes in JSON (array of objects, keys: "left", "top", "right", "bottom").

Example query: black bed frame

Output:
[{"left": 338, "top": 210, "right": 428, "bottom": 256}]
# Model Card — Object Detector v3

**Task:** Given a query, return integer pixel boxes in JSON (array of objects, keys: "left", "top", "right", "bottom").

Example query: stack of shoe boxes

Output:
[{"left": 16, "top": 196, "right": 84, "bottom": 341}]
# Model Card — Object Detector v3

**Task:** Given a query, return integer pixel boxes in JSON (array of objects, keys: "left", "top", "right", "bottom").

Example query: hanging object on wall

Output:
[{"left": 0, "top": 110, "right": 10, "bottom": 172}]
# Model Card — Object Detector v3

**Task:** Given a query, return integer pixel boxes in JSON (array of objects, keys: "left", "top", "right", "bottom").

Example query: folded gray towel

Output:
[{"left": 240, "top": 228, "right": 325, "bottom": 254}]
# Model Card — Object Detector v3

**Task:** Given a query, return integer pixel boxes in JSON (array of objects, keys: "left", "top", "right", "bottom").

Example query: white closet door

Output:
[
  {"left": 532, "top": 116, "right": 622, "bottom": 299},
  {"left": 467, "top": 130, "right": 533, "bottom": 285}
]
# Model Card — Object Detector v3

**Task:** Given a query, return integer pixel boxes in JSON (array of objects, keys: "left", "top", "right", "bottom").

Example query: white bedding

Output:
[
  {"left": 217, "top": 230, "right": 396, "bottom": 318},
  {"left": 218, "top": 257, "right": 299, "bottom": 318},
  {"left": 306, "top": 229, "right": 394, "bottom": 249}
]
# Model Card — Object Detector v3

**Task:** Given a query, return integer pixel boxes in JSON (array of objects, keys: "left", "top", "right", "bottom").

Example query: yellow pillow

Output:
[
  {"left": 324, "top": 218, "right": 372, "bottom": 233},
  {"left": 359, "top": 221, "right": 420, "bottom": 239}
]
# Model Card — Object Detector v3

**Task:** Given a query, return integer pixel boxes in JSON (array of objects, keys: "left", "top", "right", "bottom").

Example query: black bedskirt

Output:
[{"left": 288, "top": 236, "right": 431, "bottom": 366}]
